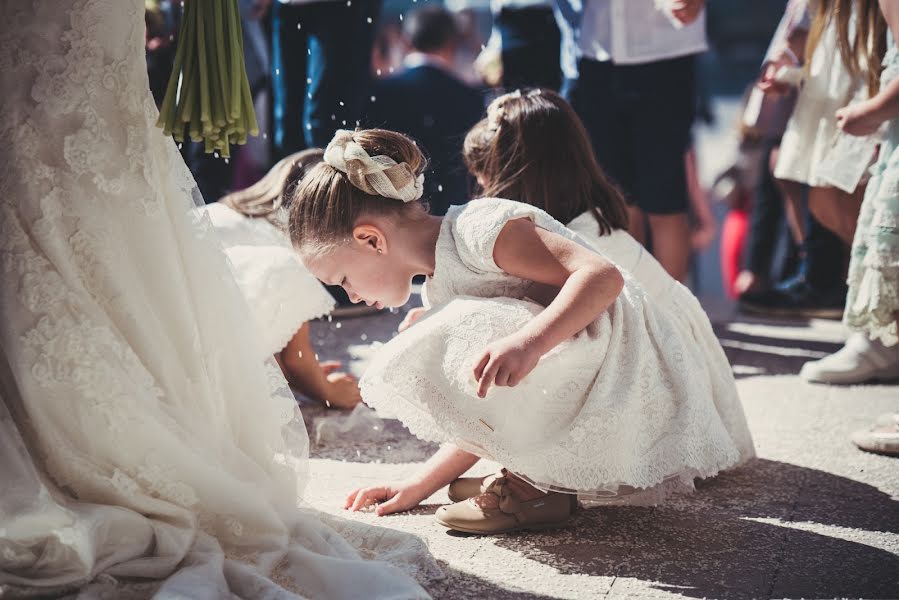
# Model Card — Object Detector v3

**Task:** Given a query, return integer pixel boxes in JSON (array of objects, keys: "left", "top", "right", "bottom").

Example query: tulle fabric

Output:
[{"left": 0, "top": 1, "right": 436, "bottom": 597}]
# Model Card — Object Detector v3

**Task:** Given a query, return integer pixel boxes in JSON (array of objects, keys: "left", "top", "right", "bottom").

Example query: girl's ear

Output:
[{"left": 352, "top": 224, "right": 387, "bottom": 254}]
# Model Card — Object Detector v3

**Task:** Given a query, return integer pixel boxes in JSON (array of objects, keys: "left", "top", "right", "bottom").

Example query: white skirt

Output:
[{"left": 775, "top": 18, "right": 873, "bottom": 192}]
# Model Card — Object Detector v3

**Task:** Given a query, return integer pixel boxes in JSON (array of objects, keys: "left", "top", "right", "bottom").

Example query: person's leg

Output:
[
  {"left": 627, "top": 206, "right": 647, "bottom": 245},
  {"left": 566, "top": 58, "right": 639, "bottom": 235},
  {"left": 304, "top": 0, "right": 381, "bottom": 148},
  {"left": 270, "top": 2, "right": 308, "bottom": 160},
  {"left": 742, "top": 142, "right": 786, "bottom": 291},
  {"left": 808, "top": 184, "right": 865, "bottom": 245},
  {"left": 771, "top": 148, "right": 807, "bottom": 244},
  {"left": 627, "top": 56, "right": 696, "bottom": 281}
]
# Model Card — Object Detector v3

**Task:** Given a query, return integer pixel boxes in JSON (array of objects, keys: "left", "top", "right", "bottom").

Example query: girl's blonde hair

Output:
[
  {"left": 806, "top": 0, "right": 886, "bottom": 97},
  {"left": 463, "top": 89, "right": 628, "bottom": 236},
  {"left": 220, "top": 149, "right": 324, "bottom": 230},
  {"left": 287, "top": 129, "right": 430, "bottom": 255}
]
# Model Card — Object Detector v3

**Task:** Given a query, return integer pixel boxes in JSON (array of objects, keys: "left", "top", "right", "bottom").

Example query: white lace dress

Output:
[
  {"left": 567, "top": 212, "right": 750, "bottom": 467},
  {"left": 199, "top": 203, "right": 335, "bottom": 357},
  {"left": 844, "top": 36, "right": 899, "bottom": 346},
  {"left": 361, "top": 200, "right": 755, "bottom": 504},
  {"left": 0, "top": 1, "right": 435, "bottom": 598}
]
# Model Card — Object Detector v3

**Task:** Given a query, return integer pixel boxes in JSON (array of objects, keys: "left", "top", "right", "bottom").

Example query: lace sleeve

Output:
[{"left": 450, "top": 198, "right": 552, "bottom": 274}]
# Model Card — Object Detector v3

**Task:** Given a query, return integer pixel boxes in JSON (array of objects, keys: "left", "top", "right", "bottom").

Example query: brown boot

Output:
[
  {"left": 436, "top": 476, "right": 577, "bottom": 535},
  {"left": 446, "top": 469, "right": 506, "bottom": 502}
]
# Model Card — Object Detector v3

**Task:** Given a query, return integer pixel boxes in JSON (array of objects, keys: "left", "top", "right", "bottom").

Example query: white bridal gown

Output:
[{"left": 0, "top": 1, "right": 435, "bottom": 597}]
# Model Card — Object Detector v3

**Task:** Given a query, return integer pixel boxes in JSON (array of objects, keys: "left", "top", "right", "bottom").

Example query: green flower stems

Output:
[{"left": 156, "top": 0, "right": 259, "bottom": 158}]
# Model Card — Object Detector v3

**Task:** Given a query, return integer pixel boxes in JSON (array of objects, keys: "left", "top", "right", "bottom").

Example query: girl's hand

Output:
[
  {"left": 398, "top": 307, "right": 427, "bottom": 333},
  {"left": 758, "top": 50, "right": 799, "bottom": 95},
  {"left": 670, "top": 0, "right": 705, "bottom": 25},
  {"left": 836, "top": 100, "right": 883, "bottom": 137},
  {"left": 472, "top": 334, "right": 541, "bottom": 398},
  {"left": 344, "top": 481, "right": 428, "bottom": 516},
  {"left": 320, "top": 361, "right": 362, "bottom": 409}
]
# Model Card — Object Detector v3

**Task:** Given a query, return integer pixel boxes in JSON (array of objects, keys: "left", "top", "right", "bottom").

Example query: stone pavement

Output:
[{"left": 300, "top": 302, "right": 899, "bottom": 600}]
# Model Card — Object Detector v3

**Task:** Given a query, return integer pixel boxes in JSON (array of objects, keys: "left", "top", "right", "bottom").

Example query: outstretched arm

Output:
[
  {"left": 473, "top": 218, "right": 624, "bottom": 397},
  {"left": 345, "top": 444, "right": 480, "bottom": 515}
]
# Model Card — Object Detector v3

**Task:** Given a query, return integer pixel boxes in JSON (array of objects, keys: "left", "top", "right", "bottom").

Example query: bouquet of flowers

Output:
[{"left": 156, "top": 0, "right": 258, "bottom": 158}]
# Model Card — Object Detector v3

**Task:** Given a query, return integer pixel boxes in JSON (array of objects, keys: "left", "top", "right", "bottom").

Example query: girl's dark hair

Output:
[
  {"left": 220, "top": 148, "right": 325, "bottom": 231},
  {"left": 463, "top": 88, "right": 629, "bottom": 236},
  {"left": 288, "top": 129, "right": 429, "bottom": 255}
]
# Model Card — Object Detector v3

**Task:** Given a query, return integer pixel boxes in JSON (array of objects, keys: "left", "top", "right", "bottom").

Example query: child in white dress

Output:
[
  {"left": 201, "top": 150, "right": 361, "bottom": 408},
  {"left": 461, "top": 89, "right": 746, "bottom": 458},
  {"left": 288, "top": 129, "right": 755, "bottom": 534}
]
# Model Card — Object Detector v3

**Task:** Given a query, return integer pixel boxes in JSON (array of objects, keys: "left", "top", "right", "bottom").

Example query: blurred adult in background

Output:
[
  {"left": 556, "top": 0, "right": 707, "bottom": 282},
  {"left": 476, "top": 0, "right": 561, "bottom": 91},
  {"left": 270, "top": 0, "right": 381, "bottom": 160},
  {"left": 364, "top": 5, "right": 486, "bottom": 216},
  {"left": 145, "top": 0, "right": 178, "bottom": 107}
]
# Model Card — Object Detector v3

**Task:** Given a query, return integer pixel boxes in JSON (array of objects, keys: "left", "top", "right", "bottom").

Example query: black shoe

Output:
[{"left": 738, "top": 276, "right": 846, "bottom": 319}]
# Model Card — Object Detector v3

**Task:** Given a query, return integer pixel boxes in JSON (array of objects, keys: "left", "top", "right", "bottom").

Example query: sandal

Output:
[{"left": 435, "top": 476, "right": 577, "bottom": 535}]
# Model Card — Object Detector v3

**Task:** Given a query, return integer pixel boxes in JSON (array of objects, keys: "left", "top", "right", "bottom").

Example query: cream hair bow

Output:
[{"left": 323, "top": 130, "right": 425, "bottom": 202}]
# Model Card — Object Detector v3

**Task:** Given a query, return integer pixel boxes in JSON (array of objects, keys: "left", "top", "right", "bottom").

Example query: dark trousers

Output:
[
  {"left": 746, "top": 142, "right": 798, "bottom": 281},
  {"left": 271, "top": 0, "right": 381, "bottom": 159},
  {"left": 563, "top": 55, "right": 696, "bottom": 214},
  {"left": 497, "top": 6, "right": 561, "bottom": 92}
]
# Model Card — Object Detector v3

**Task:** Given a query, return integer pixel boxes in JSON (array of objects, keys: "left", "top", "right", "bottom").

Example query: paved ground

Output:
[{"left": 300, "top": 302, "right": 898, "bottom": 600}]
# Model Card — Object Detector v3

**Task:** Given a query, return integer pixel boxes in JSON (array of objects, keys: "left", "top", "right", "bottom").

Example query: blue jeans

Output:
[{"left": 271, "top": 0, "right": 381, "bottom": 157}]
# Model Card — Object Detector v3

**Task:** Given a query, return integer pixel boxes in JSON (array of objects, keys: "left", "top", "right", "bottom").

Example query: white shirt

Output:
[{"left": 555, "top": 0, "right": 707, "bottom": 74}]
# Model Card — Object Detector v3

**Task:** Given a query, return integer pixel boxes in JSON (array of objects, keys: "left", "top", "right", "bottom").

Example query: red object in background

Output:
[{"left": 720, "top": 207, "right": 749, "bottom": 299}]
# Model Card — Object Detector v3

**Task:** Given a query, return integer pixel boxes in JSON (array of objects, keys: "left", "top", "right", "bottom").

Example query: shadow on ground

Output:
[{"left": 486, "top": 459, "right": 899, "bottom": 599}]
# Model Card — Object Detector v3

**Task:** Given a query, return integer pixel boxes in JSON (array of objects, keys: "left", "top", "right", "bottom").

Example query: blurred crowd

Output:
[{"left": 145, "top": 0, "right": 898, "bottom": 407}]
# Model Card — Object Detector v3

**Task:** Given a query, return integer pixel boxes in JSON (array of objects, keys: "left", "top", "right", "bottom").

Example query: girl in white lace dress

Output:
[
  {"left": 201, "top": 150, "right": 361, "bottom": 408},
  {"left": 289, "top": 128, "right": 755, "bottom": 534},
  {"left": 460, "top": 88, "right": 751, "bottom": 470}
]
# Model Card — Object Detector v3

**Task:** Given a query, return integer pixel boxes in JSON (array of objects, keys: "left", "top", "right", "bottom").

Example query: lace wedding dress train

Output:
[{"left": 0, "top": 1, "right": 435, "bottom": 597}]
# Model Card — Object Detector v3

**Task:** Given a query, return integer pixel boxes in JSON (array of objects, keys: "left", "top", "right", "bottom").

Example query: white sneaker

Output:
[
  {"left": 800, "top": 333, "right": 899, "bottom": 384},
  {"left": 851, "top": 414, "right": 899, "bottom": 456}
]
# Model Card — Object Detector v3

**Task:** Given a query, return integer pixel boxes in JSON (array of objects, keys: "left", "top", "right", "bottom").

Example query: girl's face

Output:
[{"left": 302, "top": 233, "right": 415, "bottom": 309}]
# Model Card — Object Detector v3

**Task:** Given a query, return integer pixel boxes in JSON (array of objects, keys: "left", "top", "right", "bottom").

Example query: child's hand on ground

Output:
[
  {"left": 398, "top": 307, "right": 427, "bottom": 333},
  {"left": 472, "top": 334, "right": 541, "bottom": 398},
  {"left": 344, "top": 481, "right": 428, "bottom": 516},
  {"left": 320, "top": 361, "right": 362, "bottom": 409},
  {"left": 836, "top": 100, "right": 883, "bottom": 137}
]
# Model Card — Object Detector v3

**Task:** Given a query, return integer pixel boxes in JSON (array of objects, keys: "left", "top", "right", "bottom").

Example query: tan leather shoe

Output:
[
  {"left": 436, "top": 477, "right": 577, "bottom": 534},
  {"left": 446, "top": 469, "right": 506, "bottom": 503}
]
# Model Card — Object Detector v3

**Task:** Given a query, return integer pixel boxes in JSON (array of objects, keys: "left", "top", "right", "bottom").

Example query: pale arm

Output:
[
  {"left": 473, "top": 219, "right": 624, "bottom": 397},
  {"left": 344, "top": 444, "right": 480, "bottom": 515}
]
